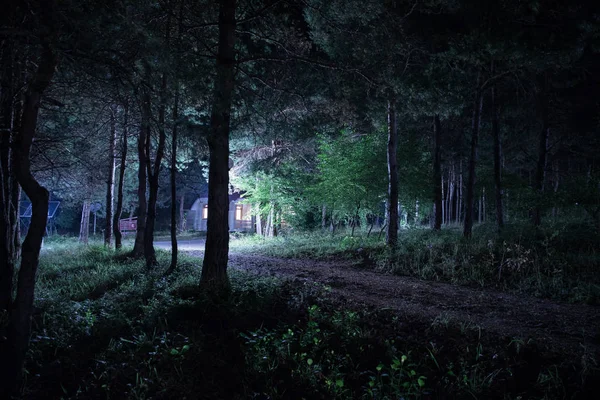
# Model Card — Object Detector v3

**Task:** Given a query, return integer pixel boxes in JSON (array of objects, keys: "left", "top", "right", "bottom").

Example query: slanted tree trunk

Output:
[
  {"left": 104, "top": 106, "right": 117, "bottom": 246},
  {"left": 386, "top": 98, "right": 399, "bottom": 246},
  {"left": 132, "top": 88, "right": 149, "bottom": 257},
  {"left": 1, "top": 34, "right": 57, "bottom": 398},
  {"left": 491, "top": 82, "right": 504, "bottom": 231},
  {"left": 113, "top": 103, "right": 128, "bottom": 250},
  {"left": 533, "top": 75, "right": 549, "bottom": 227},
  {"left": 201, "top": 0, "right": 237, "bottom": 290},
  {"left": 433, "top": 115, "right": 442, "bottom": 230},
  {"left": 464, "top": 75, "right": 483, "bottom": 238}
]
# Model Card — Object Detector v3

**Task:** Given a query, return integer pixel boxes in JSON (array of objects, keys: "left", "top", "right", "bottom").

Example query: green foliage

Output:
[
  {"left": 376, "top": 223, "right": 600, "bottom": 303},
  {"left": 234, "top": 163, "right": 318, "bottom": 230},
  {"left": 240, "top": 304, "right": 429, "bottom": 399},
  {"left": 310, "top": 130, "right": 387, "bottom": 223},
  {"left": 230, "top": 231, "right": 384, "bottom": 259}
]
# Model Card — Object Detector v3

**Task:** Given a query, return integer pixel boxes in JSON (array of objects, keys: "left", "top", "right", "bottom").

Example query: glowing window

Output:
[
  {"left": 202, "top": 205, "right": 208, "bottom": 219},
  {"left": 235, "top": 204, "right": 243, "bottom": 220}
]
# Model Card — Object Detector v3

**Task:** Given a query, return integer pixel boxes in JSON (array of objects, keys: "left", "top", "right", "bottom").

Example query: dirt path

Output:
[{"left": 185, "top": 249, "right": 600, "bottom": 356}]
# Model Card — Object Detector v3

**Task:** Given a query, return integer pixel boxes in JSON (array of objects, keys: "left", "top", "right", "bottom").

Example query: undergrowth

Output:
[
  {"left": 14, "top": 242, "right": 598, "bottom": 399},
  {"left": 231, "top": 221, "right": 600, "bottom": 303}
]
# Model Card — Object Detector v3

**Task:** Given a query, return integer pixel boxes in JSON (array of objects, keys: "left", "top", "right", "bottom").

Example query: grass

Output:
[
  {"left": 229, "top": 230, "right": 384, "bottom": 258},
  {"left": 230, "top": 220, "right": 600, "bottom": 303},
  {"left": 5, "top": 240, "right": 595, "bottom": 399}
]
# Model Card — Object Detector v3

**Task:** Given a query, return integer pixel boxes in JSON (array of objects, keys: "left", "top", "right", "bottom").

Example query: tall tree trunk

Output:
[
  {"left": 0, "top": 36, "right": 15, "bottom": 313},
  {"left": 483, "top": 187, "right": 486, "bottom": 222},
  {"left": 113, "top": 103, "right": 128, "bottom": 250},
  {"left": 179, "top": 193, "right": 185, "bottom": 231},
  {"left": 552, "top": 161, "right": 560, "bottom": 219},
  {"left": 441, "top": 175, "right": 445, "bottom": 225},
  {"left": 478, "top": 194, "right": 482, "bottom": 224},
  {"left": 79, "top": 200, "right": 90, "bottom": 244},
  {"left": 533, "top": 75, "right": 549, "bottom": 227},
  {"left": 255, "top": 203, "right": 262, "bottom": 236},
  {"left": 449, "top": 166, "right": 455, "bottom": 224},
  {"left": 386, "top": 98, "right": 399, "bottom": 246},
  {"left": 104, "top": 106, "right": 117, "bottom": 246},
  {"left": 168, "top": 78, "right": 181, "bottom": 274},
  {"left": 201, "top": 0, "right": 237, "bottom": 290},
  {"left": 491, "top": 82, "right": 504, "bottom": 230},
  {"left": 145, "top": 11, "right": 171, "bottom": 268},
  {"left": 458, "top": 162, "right": 463, "bottom": 224},
  {"left": 433, "top": 115, "right": 442, "bottom": 230},
  {"left": 321, "top": 204, "right": 327, "bottom": 230},
  {"left": 464, "top": 75, "right": 483, "bottom": 238},
  {"left": 144, "top": 69, "right": 168, "bottom": 268},
  {"left": 132, "top": 89, "right": 149, "bottom": 257},
  {"left": 1, "top": 34, "right": 58, "bottom": 398},
  {"left": 10, "top": 178, "right": 20, "bottom": 259},
  {"left": 265, "top": 204, "right": 274, "bottom": 237}
]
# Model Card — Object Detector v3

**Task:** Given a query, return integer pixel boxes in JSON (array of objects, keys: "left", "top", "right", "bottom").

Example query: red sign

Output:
[{"left": 119, "top": 218, "right": 137, "bottom": 232}]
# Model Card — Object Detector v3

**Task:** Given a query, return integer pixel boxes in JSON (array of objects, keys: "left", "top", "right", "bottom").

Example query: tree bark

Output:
[
  {"left": 201, "top": 0, "right": 237, "bottom": 290},
  {"left": 255, "top": 203, "right": 262, "bottom": 236},
  {"left": 113, "top": 103, "right": 128, "bottom": 250},
  {"left": 144, "top": 8, "right": 172, "bottom": 268},
  {"left": 433, "top": 115, "right": 442, "bottom": 230},
  {"left": 386, "top": 98, "right": 399, "bottom": 246},
  {"left": 104, "top": 106, "right": 117, "bottom": 246},
  {"left": 478, "top": 194, "right": 482, "bottom": 224},
  {"left": 144, "top": 69, "right": 168, "bottom": 268},
  {"left": 132, "top": 88, "right": 149, "bottom": 257},
  {"left": 179, "top": 192, "right": 185, "bottom": 231},
  {"left": 168, "top": 78, "right": 181, "bottom": 274},
  {"left": 458, "top": 162, "right": 463, "bottom": 224},
  {"left": 1, "top": 34, "right": 58, "bottom": 398},
  {"left": 449, "top": 166, "right": 455, "bottom": 224},
  {"left": 79, "top": 200, "right": 90, "bottom": 244},
  {"left": 0, "top": 36, "right": 16, "bottom": 313},
  {"left": 265, "top": 204, "right": 274, "bottom": 237},
  {"left": 533, "top": 75, "right": 549, "bottom": 227},
  {"left": 491, "top": 82, "right": 504, "bottom": 230},
  {"left": 464, "top": 74, "right": 483, "bottom": 238}
]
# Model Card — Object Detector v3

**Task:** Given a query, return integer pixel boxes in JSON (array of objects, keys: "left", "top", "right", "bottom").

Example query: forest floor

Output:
[
  {"left": 23, "top": 238, "right": 598, "bottom": 399},
  {"left": 172, "top": 242, "right": 600, "bottom": 358}
]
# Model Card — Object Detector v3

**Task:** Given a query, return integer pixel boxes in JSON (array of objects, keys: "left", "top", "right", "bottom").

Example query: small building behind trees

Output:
[{"left": 187, "top": 192, "right": 253, "bottom": 232}]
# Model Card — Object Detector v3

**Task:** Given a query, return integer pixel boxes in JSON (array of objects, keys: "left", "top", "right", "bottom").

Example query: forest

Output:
[{"left": 1, "top": 0, "right": 599, "bottom": 398}]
